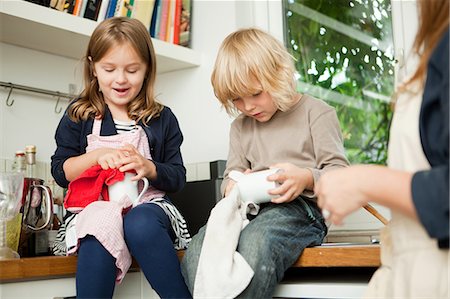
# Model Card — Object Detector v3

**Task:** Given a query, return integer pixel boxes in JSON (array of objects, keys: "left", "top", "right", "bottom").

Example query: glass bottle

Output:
[
  {"left": 11, "top": 150, "right": 26, "bottom": 174},
  {"left": 25, "top": 145, "right": 37, "bottom": 179}
]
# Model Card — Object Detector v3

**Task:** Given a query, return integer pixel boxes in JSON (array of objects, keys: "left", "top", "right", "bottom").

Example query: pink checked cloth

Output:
[{"left": 69, "top": 118, "right": 165, "bottom": 283}]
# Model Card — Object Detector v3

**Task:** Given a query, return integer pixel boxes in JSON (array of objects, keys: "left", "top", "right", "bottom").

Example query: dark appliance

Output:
[{"left": 168, "top": 160, "right": 225, "bottom": 235}]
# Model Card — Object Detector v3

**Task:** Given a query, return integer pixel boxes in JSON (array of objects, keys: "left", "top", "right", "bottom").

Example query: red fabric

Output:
[{"left": 64, "top": 165, "right": 126, "bottom": 210}]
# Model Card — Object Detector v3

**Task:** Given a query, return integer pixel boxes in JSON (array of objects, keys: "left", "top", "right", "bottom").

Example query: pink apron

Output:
[{"left": 68, "top": 119, "right": 190, "bottom": 283}]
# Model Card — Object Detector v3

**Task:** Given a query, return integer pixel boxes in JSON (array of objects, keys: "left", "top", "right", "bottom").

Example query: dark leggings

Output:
[{"left": 76, "top": 203, "right": 192, "bottom": 299}]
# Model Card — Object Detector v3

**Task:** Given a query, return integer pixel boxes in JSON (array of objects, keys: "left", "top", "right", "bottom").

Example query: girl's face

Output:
[
  {"left": 232, "top": 90, "right": 278, "bottom": 122},
  {"left": 93, "top": 41, "right": 147, "bottom": 119}
]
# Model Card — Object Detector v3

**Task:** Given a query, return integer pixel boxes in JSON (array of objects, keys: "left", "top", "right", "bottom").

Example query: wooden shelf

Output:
[
  {"left": 293, "top": 244, "right": 381, "bottom": 267},
  {"left": 0, "top": 245, "right": 380, "bottom": 283},
  {"left": 0, "top": 1, "right": 201, "bottom": 74}
]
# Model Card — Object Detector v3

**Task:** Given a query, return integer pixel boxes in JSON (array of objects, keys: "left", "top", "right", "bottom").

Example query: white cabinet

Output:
[
  {"left": 0, "top": 0, "right": 201, "bottom": 74},
  {"left": 0, "top": 272, "right": 161, "bottom": 299}
]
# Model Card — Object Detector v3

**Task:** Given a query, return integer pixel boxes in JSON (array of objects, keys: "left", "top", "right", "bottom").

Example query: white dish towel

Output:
[{"left": 193, "top": 187, "right": 256, "bottom": 299}]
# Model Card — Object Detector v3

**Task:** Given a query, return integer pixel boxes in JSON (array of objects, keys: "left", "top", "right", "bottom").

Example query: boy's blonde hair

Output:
[
  {"left": 68, "top": 17, "right": 163, "bottom": 124},
  {"left": 211, "top": 28, "right": 298, "bottom": 115}
]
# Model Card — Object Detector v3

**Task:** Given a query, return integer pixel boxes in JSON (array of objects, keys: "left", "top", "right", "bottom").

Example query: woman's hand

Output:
[
  {"left": 315, "top": 166, "right": 369, "bottom": 225},
  {"left": 116, "top": 144, "right": 157, "bottom": 181},
  {"left": 267, "top": 163, "right": 313, "bottom": 204}
]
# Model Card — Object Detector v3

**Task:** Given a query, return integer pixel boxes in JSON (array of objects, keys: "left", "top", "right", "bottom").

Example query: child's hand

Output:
[
  {"left": 267, "top": 163, "right": 313, "bottom": 204},
  {"left": 117, "top": 144, "right": 157, "bottom": 181},
  {"left": 224, "top": 168, "right": 252, "bottom": 197},
  {"left": 97, "top": 148, "right": 129, "bottom": 170}
]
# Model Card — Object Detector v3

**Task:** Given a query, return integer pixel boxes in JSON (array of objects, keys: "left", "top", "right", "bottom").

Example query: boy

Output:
[{"left": 182, "top": 28, "right": 349, "bottom": 298}]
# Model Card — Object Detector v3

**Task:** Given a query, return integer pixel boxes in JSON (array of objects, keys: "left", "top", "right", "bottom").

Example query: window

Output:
[{"left": 283, "top": 0, "right": 395, "bottom": 164}]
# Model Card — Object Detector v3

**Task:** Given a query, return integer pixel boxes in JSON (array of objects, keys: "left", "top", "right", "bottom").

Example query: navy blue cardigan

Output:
[
  {"left": 51, "top": 105, "right": 186, "bottom": 195},
  {"left": 412, "top": 29, "right": 449, "bottom": 248}
]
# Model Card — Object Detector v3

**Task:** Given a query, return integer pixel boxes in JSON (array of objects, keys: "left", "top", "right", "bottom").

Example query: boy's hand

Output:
[
  {"left": 267, "top": 163, "right": 313, "bottom": 204},
  {"left": 224, "top": 168, "right": 252, "bottom": 197}
]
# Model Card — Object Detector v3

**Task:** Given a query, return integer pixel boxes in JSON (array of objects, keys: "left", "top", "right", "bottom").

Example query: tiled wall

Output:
[
  {"left": 0, "top": 157, "right": 214, "bottom": 199},
  {"left": 1, "top": 158, "right": 68, "bottom": 202},
  {"left": 185, "top": 162, "right": 212, "bottom": 182},
  {"left": 1, "top": 158, "right": 389, "bottom": 235}
]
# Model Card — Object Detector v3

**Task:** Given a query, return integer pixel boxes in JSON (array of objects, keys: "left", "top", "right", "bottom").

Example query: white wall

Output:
[
  {"left": 0, "top": 0, "right": 419, "bottom": 232},
  {"left": 156, "top": 1, "right": 238, "bottom": 164},
  {"left": 0, "top": 1, "right": 244, "bottom": 166},
  {"left": 156, "top": 0, "right": 285, "bottom": 164},
  {"left": 0, "top": 42, "right": 82, "bottom": 163}
]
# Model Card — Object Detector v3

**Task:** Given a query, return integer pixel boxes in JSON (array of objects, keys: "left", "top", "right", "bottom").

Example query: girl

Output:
[
  {"left": 51, "top": 17, "right": 191, "bottom": 299},
  {"left": 181, "top": 28, "right": 349, "bottom": 298}
]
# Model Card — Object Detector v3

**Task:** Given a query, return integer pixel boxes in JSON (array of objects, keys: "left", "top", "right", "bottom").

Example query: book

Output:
[
  {"left": 132, "top": 0, "right": 156, "bottom": 29},
  {"left": 166, "top": 0, "right": 175, "bottom": 42},
  {"left": 179, "top": 0, "right": 191, "bottom": 47},
  {"left": 63, "top": 0, "right": 76, "bottom": 13},
  {"left": 49, "top": 0, "right": 66, "bottom": 11},
  {"left": 153, "top": 0, "right": 163, "bottom": 38},
  {"left": 114, "top": 0, "right": 126, "bottom": 16},
  {"left": 126, "top": 0, "right": 135, "bottom": 17},
  {"left": 24, "top": 0, "right": 51, "bottom": 7},
  {"left": 149, "top": 0, "right": 160, "bottom": 37},
  {"left": 84, "top": 0, "right": 102, "bottom": 20},
  {"left": 172, "top": 0, "right": 181, "bottom": 44},
  {"left": 96, "top": 0, "right": 110, "bottom": 21},
  {"left": 79, "top": 0, "right": 89, "bottom": 16},
  {"left": 158, "top": 0, "right": 169, "bottom": 41},
  {"left": 105, "top": 0, "right": 117, "bottom": 18},
  {"left": 72, "top": 0, "right": 83, "bottom": 15}
]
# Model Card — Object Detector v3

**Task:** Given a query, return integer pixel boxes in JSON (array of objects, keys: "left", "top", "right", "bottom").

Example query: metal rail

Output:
[{"left": 0, "top": 81, "right": 75, "bottom": 113}]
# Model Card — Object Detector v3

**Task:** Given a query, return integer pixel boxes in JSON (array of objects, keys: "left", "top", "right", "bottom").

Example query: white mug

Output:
[
  {"left": 229, "top": 168, "right": 282, "bottom": 204},
  {"left": 108, "top": 172, "right": 149, "bottom": 207}
]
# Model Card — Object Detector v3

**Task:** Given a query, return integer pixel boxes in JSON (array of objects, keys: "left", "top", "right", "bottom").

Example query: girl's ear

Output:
[{"left": 88, "top": 56, "right": 97, "bottom": 77}]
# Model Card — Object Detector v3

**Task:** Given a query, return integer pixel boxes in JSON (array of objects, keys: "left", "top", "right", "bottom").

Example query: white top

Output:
[
  {"left": 365, "top": 68, "right": 448, "bottom": 298},
  {"left": 388, "top": 84, "right": 430, "bottom": 172}
]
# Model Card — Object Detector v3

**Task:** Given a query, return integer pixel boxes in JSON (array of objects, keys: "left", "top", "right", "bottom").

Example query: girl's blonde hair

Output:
[
  {"left": 406, "top": 0, "right": 449, "bottom": 87},
  {"left": 68, "top": 17, "right": 163, "bottom": 124},
  {"left": 211, "top": 28, "right": 298, "bottom": 115}
]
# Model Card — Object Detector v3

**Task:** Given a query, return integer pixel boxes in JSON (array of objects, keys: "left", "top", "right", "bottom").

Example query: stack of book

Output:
[{"left": 26, "top": 0, "right": 192, "bottom": 47}]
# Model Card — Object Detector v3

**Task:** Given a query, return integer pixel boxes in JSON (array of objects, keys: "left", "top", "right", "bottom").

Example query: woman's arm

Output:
[{"left": 315, "top": 165, "right": 417, "bottom": 225}]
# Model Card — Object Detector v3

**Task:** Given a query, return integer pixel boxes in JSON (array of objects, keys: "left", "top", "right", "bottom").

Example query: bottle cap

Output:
[
  {"left": 25, "top": 145, "right": 36, "bottom": 165},
  {"left": 15, "top": 150, "right": 25, "bottom": 157},
  {"left": 25, "top": 145, "right": 36, "bottom": 153}
]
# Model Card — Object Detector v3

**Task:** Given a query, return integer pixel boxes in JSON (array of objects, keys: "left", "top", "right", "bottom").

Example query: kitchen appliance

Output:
[
  {"left": 0, "top": 172, "right": 24, "bottom": 259},
  {"left": 22, "top": 177, "right": 53, "bottom": 231},
  {"left": 169, "top": 161, "right": 225, "bottom": 235}
]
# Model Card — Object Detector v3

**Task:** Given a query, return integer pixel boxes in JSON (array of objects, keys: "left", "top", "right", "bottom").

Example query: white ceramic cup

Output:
[
  {"left": 108, "top": 172, "right": 149, "bottom": 207},
  {"left": 229, "top": 168, "right": 282, "bottom": 204}
]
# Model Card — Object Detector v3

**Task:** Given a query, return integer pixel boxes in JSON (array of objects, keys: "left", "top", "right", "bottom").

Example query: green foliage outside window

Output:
[{"left": 283, "top": 0, "right": 395, "bottom": 164}]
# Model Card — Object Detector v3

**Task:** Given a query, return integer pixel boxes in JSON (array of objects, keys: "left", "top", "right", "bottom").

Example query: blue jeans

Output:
[
  {"left": 181, "top": 197, "right": 327, "bottom": 299},
  {"left": 76, "top": 203, "right": 191, "bottom": 299}
]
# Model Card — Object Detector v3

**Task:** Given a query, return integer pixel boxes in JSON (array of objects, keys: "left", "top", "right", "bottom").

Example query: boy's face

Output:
[
  {"left": 93, "top": 41, "right": 147, "bottom": 118},
  {"left": 233, "top": 91, "right": 278, "bottom": 122}
]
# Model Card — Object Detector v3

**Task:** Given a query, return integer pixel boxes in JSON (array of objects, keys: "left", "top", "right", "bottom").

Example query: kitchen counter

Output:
[{"left": 0, "top": 244, "right": 380, "bottom": 283}]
